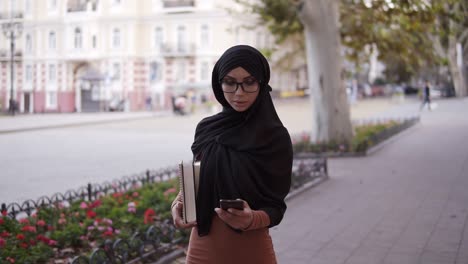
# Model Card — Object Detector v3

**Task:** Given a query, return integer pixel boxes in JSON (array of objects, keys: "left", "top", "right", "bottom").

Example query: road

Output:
[{"left": 0, "top": 97, "right": 420, "bottom": 204}]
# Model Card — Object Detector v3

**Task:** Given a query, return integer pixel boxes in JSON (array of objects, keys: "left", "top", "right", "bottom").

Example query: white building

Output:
[{"left": 0, "top": 0, "right": 303, "bottom": 113}]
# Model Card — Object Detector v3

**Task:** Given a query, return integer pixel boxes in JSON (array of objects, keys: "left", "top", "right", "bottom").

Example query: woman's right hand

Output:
[{"left": 171, "top": 201, "right": 197, "bottom": 229}]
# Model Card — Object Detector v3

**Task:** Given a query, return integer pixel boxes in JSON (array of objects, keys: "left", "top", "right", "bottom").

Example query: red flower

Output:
[
  {"left": 89, "top": 200, "right": 102, "bottom": 209},
  {"left": 6, "top": 257, "right": 15, "bottom": 263},
  {"left": 0, "top": 237, "right": 6, "bottom": 248},
  {"left": 37, "top": 234, "right": 52, "bottom": 245},
  {"left": 144, "top": 208, "right": 156, "bottom": 224},
  {"left": 86, "top": 210, "right": 97, "bottom": 219},
  {"left": 1, "top": 211, "right": 7, "bottom": 216},
  {"left": 102, "top": 230, "right": 113, "bottom": 237},
  {"left": 1, "top": 231, "right": 10, "bottom": 238},
  {"left": 37, "top": 220, "right": 46, "bottom": 227},
  {"left": 19, "top": 218, "right": 29, "bottom": 225},
  {"left": 48, "top": 239, "right": 57, "bottom": 246},
  {"left": 21, "top": 225, "right": 37, "bottom": 233},
  {"left": 0, "top": 217, "right": 4, "bottom": 225},
  {"left": 16, "top": 234, "right": 25, "bottom": 240},
  {"left": 20, "top": 242, "right": 28, "bottom": 248},
  {"left": 112, "top": 192, "right": 123, "bottom": 198}
]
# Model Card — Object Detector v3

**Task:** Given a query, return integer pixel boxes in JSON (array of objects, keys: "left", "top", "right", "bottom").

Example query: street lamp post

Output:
[{"left": 2, "top": 20, "right": 23, "bottom": 116}]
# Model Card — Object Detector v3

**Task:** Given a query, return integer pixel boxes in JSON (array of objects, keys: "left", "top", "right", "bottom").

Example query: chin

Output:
[{"left": 231, "top": 105, "right": 249, "bottom": 112}]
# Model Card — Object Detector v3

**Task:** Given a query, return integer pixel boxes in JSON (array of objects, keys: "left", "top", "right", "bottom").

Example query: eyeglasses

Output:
[{"left": 220, "top": 77, "right": 259, "bottom": 93}]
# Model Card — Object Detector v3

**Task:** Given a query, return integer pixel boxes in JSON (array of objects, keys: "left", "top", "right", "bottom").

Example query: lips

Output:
[{"left": 233, "top": 101, "right": 247, "bottom": 106}]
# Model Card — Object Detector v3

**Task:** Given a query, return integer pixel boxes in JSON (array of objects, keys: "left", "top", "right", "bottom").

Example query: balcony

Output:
[
  {"left": 0, "top": 49, "right": 23, "bottom": 62},
  {"left": 67, "top": 0, "right": 98, "bottom": 13},
  {"left": 162, "top": 0, "right": 195, "bottom": 13},
  {"left": 0, "top": 12, "right": 23, "bottom": 20},
  {"left": 159, "top": 43, "right": 196, "bottom": 57}
]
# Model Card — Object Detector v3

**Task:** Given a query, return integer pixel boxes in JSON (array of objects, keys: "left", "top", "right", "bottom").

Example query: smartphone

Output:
[{"left": 219, "top": 199, "right": 244, "bottom": 210}]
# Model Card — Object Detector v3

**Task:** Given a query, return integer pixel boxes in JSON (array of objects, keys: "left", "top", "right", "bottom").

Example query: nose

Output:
[{"left": 235, "top": 83, "right": 246, "bottom": 95}]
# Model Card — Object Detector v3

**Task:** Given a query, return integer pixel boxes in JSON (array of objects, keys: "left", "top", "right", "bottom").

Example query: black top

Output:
[
  {"left": 191, "top": 45, "right": 293, "bottom": 236},
  {"left": 424, "top": 86, "right": 430, "bottom": 99}
]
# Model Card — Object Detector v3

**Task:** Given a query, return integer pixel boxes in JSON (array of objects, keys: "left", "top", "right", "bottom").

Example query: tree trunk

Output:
[
  {"left": 448, "top": 20, "right": 467, "bottom": 97},
  {"left": 295, "top": 0, "right": 353, "bottom": 143}
]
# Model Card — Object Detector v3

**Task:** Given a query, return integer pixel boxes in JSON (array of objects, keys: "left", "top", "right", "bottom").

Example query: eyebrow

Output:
[{"left": 224, "top": 75, "right": 255, "bottom": 80}]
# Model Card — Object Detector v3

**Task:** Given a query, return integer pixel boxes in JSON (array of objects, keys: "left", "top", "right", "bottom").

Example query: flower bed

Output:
[
  {"left": 292, "top": 117, "right": 419, "bottom": 156},
  {"left": 0, "top": 179, "right": 187, "bottom": 263}
]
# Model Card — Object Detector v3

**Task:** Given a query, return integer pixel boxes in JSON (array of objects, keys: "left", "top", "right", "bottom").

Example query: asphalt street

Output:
[{"left": 0, "top": 97, "right": 420, "bottom": 205}]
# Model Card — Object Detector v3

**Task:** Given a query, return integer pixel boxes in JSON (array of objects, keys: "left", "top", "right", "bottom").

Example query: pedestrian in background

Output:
[
  {"left": 171, "top": 45, "right": 293, "bottom": 264},
  {"left": 420, "top": 80, "right": 431, "bottom": 111}
]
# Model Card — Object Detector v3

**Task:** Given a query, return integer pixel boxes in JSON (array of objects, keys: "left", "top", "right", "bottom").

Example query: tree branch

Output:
[
  {"left": 458, "top": 28, "right": 468, "bottom": 44},
  {"left": 428, "top": 32, "right": 446, "bottom": 58}
]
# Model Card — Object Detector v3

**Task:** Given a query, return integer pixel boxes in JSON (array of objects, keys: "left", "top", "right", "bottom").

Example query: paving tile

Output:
[
  {"left": 420, "top": 250, "right": 457, "bottom": 264},
  {"left": 382, "top": 252, "right": 420, "bottom": 264}
]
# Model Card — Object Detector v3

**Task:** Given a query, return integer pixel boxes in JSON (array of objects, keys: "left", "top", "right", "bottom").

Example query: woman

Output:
[{"left": 171, "top": 45, "right": 293, "bottom": 264}]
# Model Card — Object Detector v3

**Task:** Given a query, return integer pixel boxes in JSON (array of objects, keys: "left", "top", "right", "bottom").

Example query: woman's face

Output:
[{"left": 221, "top": 67, "right": 260, "bottom": 112}]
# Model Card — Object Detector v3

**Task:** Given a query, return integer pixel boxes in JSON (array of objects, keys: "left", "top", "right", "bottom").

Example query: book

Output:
[{"left": 178, "top": 160, "right": 201, "bottom": 224}]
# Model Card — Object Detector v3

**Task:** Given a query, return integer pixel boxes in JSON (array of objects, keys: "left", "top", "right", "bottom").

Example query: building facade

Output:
[{"left": 0, "top": 0, "right": 304, "bottom": 113}]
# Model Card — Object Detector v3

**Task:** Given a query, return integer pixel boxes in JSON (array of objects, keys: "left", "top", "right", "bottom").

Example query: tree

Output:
[
  {"left": 237, "top": 0, "right": 353, "bottom": 143},
  {"left": 294, "top": 0, "right": 353, "bottom": 143},
  {"left": 239, "top": 0, "right": 468, "bottom": 140},
  {"left": 430, "top": 0, "right": 468, "bottom": 97}
]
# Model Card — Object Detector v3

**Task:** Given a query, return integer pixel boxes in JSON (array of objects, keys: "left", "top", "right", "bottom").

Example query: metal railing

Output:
[
  {"left": 1, "top": 158, "right": 327, "bottom": 263},
  {"left": 69, "top": 219, "right": 181, "bottom": 264}
]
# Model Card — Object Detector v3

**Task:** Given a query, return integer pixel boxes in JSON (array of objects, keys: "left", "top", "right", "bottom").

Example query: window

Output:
[
  {"left": 49, "top": 64, "right": 56, "bottom": 81},
  {"left": 200, "top": 61, "right": 209, "bottom": 81},
  {"left": 177, "top": 25, "right": 186, "bottom": 53},
  {"left": 113, "top": 63, "right": 120, "bottom": 80},
  {"left": 200, "top": 24, "right": 209, "bottom": 48},
  {"left": 113, "top": 28, "right": 120, "bottom": 48},
  {"left": 46, "top": 92, "right": 57, "bottom": 108},
  {"left": 150, "top": 62, "right": 162, "bottom": 82},
  {"left": 74, "top": 28, "right": 82, "bottom": 49},
  {"left": 25, "top": 0, "right": 31, "bottom": 15},
  {"left": 256, "top": 31, "right": 263, "bottom": 48},
  {"left": 49, "top": 31, "right": 56, "bottom": 50},
  {"left": 49, "top": 0, "right": 57, "bottom": 10},
  {"left": 25, "top": 34, "right": 32, "bottom": 53},
  {"left": 10, "top": 0, "right": 18, "bottom": 13},
  {"left": 154, "top": 27, "right": 163, "bottom": 50},
  {"left": 92, "top": 35, "right": 97, "bottom": 49},
  {"left": 176, "top": 61, "right": 185, "bottom": 81},
  {"left": 25, "top": 65, "right": 32, "bottom": 82}
]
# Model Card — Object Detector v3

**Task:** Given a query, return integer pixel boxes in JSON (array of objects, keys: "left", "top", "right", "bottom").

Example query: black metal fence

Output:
[
  {"left": 1, "top": 168, "right": 177, "bottom": 219},
  {"left": 1, "top": 158, "right": 328, "bottom": 263}
]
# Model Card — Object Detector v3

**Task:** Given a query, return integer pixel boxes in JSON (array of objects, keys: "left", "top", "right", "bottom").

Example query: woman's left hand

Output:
[{"left": 214, "top": 199, "right": 253, "bottom": 230}]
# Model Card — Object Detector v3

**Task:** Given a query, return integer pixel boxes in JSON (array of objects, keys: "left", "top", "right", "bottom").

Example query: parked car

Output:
[
  {"left": 108, "top": 99, "right": 125, "bottom": 111},
  {"left": 434, "top": 83, "right": 456, "bottom": 97},
  {"left": 403, "top": 85, "right": 419, "bottom": 95}
]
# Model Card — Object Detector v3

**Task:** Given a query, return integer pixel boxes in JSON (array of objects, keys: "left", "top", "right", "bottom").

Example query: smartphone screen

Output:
[{"left": 219, "top": 199, "right": 244, "bottom": 210}]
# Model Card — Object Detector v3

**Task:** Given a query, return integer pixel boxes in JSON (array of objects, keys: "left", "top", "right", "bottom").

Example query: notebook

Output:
[{"left": 178, "top": 160, "right": 201, "bottom": 224}]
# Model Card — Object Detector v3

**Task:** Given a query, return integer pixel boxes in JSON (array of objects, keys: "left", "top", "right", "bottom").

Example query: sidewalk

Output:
[
  {"left": 0, "top": 96, "right": 420, "bottom": 135},
  {"left": 0, "top": 111, "right": 170, "bottom": 134},
  {"left": 271, "top": 97, "right": 468, "bottom": 263}
]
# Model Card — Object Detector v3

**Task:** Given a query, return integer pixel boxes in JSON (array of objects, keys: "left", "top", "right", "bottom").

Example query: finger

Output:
[
  {"left": 227, "top": 208, "right": 245, "bottom": 216},
  {"left": 215, "top": 208, "right": 233, "bottom": 221}
]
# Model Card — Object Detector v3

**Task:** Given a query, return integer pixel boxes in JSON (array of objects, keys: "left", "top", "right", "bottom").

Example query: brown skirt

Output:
[{"left": 186, "top": 216, "right": 277, "bottom": 264}]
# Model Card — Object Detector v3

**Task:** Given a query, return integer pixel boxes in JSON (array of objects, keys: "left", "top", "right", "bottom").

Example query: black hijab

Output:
[{"left": 191, "top": 45, "right": 293, "bottom": 236}]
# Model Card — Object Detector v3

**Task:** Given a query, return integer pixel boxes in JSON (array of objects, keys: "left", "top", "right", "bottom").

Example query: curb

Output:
[
  {"left": 285, "top": 175, "right": 330, "bottom": 202},
  {"left": 365, "top": 121, "right": 421, "bottom": 155},
  {"left": 0, "top": 113, "right": 170, "bottom": 134}
]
